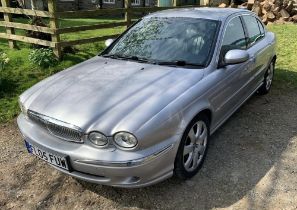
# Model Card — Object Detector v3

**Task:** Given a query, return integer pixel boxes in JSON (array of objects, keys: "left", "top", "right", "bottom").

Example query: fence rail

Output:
[
  {"left": 0, "top": 0, "right": 199, "bottom": 59},
  {"left": 0, "top": 32, "right": 55, "bottom": 47},
  {"left": 0, "top": 7, "right": 53, "bottom": 17},
  {"left": 56, "top": 21, "right": 128, "bottom": 34},
  {"left": 0, "top": 21, "right": 55, "bottom": 34}
]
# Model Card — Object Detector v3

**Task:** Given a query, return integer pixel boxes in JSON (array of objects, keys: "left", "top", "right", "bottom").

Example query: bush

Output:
[
  {"left": 29, "top": 48, "right": 58, "bottom": 68},
  {"left": 0, "top": 51, "right": 9, "bottom": 73},
  {"left": 0, "top": 52, "right": 10, "bottom": 86},
  {"left": 0, "top": 52, "right": 10, "bottom": 71}
]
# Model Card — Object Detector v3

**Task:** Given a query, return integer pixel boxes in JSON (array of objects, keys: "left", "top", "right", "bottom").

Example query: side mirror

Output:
[
  {"left": 105, "top": 39, "right": 114, "bottom": 47},
  {"left": 224, "top": 49, "right": 249, "bottom": 65}
]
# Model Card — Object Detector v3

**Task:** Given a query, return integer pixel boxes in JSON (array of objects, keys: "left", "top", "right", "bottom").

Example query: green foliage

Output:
[
  {"left": 29, "top": 48, "right": 58, "bottom": 68},
  {"left": 0, "top": 51, "right": 10, "bottom": 71},
  {"left": 267, "top": 24, "right": 297, "bottom": 89},
  {"left": 0, "top": 51, "right": 10, "bottom": 87}
]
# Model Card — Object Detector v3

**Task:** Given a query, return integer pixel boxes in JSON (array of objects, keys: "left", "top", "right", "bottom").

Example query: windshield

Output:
[{"left": 102, "top": 17, "right": 219, "bottom": 68}]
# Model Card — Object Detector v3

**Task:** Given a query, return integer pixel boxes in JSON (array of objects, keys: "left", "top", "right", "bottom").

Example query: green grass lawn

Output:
[
  {"left": 0, "top": 20, "right": 297, "bottom": 123},
  {"left": 268, "top": 24, "right": 297, "bottom": 88}
]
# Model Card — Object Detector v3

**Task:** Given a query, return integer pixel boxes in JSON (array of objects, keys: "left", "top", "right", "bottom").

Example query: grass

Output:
[
  {"left": 0, "top": 20, "right": 296, "bottom": 123},
  {"left": 267, "top": 24, "right": 297, "bottom": 88}
]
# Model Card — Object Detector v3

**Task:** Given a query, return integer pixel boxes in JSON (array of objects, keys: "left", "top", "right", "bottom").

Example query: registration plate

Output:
[{"left": 24, "top": 140, "right": 70, "bottom": 171}]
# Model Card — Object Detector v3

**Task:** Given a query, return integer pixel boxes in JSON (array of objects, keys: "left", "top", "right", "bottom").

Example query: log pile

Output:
[{"left": 219, "top": 0, "right": 297, "bottom": 24}]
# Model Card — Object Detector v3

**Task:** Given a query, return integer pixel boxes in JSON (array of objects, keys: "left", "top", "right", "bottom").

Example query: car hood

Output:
[{"left": 22, "top": 56, "right": 205, "bottom": 135}]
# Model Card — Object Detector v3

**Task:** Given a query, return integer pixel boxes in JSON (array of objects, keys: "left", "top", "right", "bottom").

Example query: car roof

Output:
[{"left": 145, "top": 7, "right": 252, "bottom": 21}]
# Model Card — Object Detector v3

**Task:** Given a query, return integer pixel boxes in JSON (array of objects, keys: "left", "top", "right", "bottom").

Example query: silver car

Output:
[{"left": 18, "top": 8, "right": 276, "bottom": 188}]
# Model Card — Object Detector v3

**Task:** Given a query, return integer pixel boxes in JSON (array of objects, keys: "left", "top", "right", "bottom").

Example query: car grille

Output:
[{"left": 27, "top": 110, "right": 83, "bottom": 143}]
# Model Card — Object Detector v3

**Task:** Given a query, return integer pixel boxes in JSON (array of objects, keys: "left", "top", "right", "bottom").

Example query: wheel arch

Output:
[
  {"left": 198, "top": 109, "right": 212, "bottom": 126},
  {"left": 179, "top": 106, "right": 213, "bottom": 141},
  {"left": 271, "top": 55, "right": 277, "bottom": 63},
  {"left": 174, "top": 107, "right": 212, "bottom": 179}
]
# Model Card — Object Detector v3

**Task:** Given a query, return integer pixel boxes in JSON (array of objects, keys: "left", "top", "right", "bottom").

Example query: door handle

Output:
[{"left": 250, "top": 56, "right": 256, "bottom": 63}]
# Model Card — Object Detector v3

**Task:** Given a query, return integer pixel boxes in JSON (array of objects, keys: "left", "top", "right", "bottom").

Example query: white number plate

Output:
[{"left": 25, "top": 140, "right": 69, "bottom": 171}]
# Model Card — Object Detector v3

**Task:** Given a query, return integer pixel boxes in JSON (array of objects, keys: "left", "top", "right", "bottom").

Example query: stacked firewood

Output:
[{"left": 219, "top": 0, "right": 297, "bottom": 24}]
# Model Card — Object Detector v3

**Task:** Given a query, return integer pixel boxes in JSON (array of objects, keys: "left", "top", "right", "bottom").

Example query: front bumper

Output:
[{"left": 17, "top": 114, "right": 180, "bottom": 188}]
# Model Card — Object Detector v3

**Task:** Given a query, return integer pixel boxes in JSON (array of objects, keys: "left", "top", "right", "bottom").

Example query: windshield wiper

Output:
[
  {"left": 156, "top": 60, "right": 205, "bottom": 68},
  {"left": 102, "top": 54, "right": 127, "bottom": 60},
  {"left": 102, "top": 55, "right": 203, "bottom": 67},
  {"left": 103, "top": 54, "right": 156, "bottom": 64},
  {"left": 127, "top": 56, "right": 157, "bottom": 64}
]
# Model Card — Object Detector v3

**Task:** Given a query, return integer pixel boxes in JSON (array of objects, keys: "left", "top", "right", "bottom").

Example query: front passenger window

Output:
[
  {"left": 222, "top": 17, "right": 247, "bottom": 50},
  {"left": 220, "top": 17, "right": 247, "bottom": 64}
]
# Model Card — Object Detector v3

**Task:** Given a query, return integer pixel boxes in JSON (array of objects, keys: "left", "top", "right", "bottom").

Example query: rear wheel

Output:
[
  {"left": 258, "top": 60, "right": 275, "bottom": 95},
  {"left": 174, "top": 114, "right": 209, "bottom": 180}
]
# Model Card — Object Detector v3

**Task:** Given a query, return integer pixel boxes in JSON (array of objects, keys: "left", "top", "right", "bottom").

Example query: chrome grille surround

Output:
[{"left": 27, "top": 110, "right": 84, "bottom": 143}]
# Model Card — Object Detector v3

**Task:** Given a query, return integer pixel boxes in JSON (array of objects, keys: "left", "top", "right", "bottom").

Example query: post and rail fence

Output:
[{"left": 0, "top": 0, "right": 202, "bottom": 59}]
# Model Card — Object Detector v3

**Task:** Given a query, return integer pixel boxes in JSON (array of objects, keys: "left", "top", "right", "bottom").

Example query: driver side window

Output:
[{"left": 220, "top": 17, "right": 247, "bottom": 61}]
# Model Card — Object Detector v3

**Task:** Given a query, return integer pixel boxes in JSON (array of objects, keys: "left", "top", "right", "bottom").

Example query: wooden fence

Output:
[{"left": 0, "top": 0, "right": 198, "bottom": 59}]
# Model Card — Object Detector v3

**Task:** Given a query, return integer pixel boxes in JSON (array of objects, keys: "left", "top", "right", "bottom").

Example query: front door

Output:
[{"left": 210, "top": 16, "right": 251, "bottom": 126}]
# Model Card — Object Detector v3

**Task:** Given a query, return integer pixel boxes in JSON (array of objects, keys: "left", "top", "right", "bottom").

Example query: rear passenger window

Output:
[{"left": 242, "top": 15, "right": 263, "bottom": 46}]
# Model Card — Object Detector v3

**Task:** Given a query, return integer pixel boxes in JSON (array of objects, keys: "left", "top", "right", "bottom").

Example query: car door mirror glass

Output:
[
  {"left": 224, "top": 49, "right": 249, "bottom": 65},
  {"left": 105, "top": 39, "right": 114, "bottom": 47}
]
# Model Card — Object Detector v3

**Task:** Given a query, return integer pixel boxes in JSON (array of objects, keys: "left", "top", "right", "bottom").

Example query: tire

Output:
[
  {"left": 174, "top": 113, "right": 210, "bottom": 180},
  {"left": 258, "top": 60, "right": 275, "bottom": 95}
]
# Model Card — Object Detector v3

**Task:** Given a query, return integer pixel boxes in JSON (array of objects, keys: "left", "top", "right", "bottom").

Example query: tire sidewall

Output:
[
  {"left": 258, "top": 60, "right": 275, "bottom": 95},
  {"left": 265, "top": 61, "right": 275, "bottom": 91}
]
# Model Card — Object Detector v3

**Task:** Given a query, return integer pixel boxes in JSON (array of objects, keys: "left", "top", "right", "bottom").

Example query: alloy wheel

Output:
[
  {"left": 183, "top": 120, "right": 208, "bottom": 172},
  {"left": 266, "top": 62, "right": 274, "bottom": 90}
]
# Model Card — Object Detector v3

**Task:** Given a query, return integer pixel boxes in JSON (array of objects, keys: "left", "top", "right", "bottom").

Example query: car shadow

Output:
[{"left": 77, "top": 84, "right": 296, "bottom": 209}]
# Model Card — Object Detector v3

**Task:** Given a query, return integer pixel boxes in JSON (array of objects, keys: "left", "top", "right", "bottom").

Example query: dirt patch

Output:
[{"left": 1, "top": 87, "right": 297, "bottom": 210}]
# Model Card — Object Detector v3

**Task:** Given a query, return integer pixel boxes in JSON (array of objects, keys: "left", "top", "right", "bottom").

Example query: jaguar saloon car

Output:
[{"left": 18, "top": 8, "right": 276, "bottom": 188}]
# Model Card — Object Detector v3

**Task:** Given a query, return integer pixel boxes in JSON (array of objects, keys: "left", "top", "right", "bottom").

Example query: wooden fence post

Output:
[
  {"left": 48, "top": 0, "right": 62, "bottom": 59},
  {"left": 1, "top": 0, "right": 16, "bottom": 49},
  {"left": 125, "top": 0, "right": 132, "bottom": 28},
  {"left": 173, "top": 0, "right": 180, "bottom": 7},
  {"left": 31, "top": 0, "right": 36, "bottom": 10}
]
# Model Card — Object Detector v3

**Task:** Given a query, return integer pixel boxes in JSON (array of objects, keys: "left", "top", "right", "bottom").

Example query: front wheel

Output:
[
  {"left": 174, "top": 114, "right": 209, "bottom": 180},
  {"left": 258, "top": 60, "right": 275, "bottom": 95}
]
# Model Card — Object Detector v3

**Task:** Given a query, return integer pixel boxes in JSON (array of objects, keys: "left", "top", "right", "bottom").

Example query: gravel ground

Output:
[{"left": 1, "top": 87, "right": 297, "bottom": 210}]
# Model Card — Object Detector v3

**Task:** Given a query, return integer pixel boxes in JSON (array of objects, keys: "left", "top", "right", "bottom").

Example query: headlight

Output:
[
  {"left": 88, "top": 132, "right": 108, "bottom": 146},
  {"left": 114, "top": 132, "right": 138, "bottom": 149},
  {"left": 18, "top": 98, "right": 27, "bottom": 116}
]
